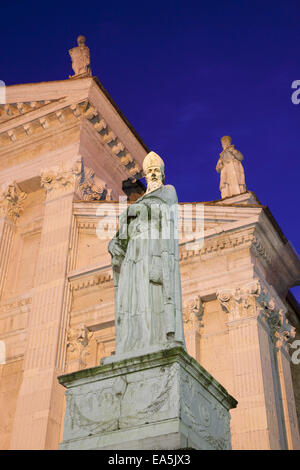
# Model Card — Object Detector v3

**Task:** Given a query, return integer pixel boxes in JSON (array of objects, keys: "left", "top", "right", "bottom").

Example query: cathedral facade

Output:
[{"left": 0, "top": 41, "right": 299, "bottom": 449}]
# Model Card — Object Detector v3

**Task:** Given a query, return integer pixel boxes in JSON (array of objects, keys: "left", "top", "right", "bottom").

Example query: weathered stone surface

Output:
[
  {"left": 58, "top": 347, "right": 237, "bottom": 450},
  {"left": 108, "top": 151, "right": 186, "bottom": 359},
  {"left": 69, "top": 36, "right": 92, "bottom": 77}
]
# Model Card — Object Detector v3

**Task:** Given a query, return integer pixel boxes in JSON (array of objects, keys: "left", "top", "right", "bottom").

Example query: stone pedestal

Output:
[{"left": 58, "top": 347, "right": 237, "bottom": 450}]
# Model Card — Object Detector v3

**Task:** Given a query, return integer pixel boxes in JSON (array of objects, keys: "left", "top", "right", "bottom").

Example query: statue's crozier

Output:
[{"left": 108, "top": 151, "right": 185, "bottom": 358}]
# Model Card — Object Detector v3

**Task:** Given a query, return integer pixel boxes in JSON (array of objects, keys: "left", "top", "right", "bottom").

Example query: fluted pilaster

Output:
[
  {"left": 10, "top": 163, "right": 77, "bottom": 450},
  {"left": 217, "top": 279, "right": 300, "bottom": 450},
  {"left": 0, "top": 182, "right": 27, "bottom": 298}
]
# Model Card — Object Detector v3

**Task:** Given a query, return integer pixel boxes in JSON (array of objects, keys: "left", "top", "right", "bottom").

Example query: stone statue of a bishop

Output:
[
  {"left": 216, "top": 136, "right": 246, "bottom": 199},
  {"left": 108, "top": 151, "right": 185, "bottom": 358}
]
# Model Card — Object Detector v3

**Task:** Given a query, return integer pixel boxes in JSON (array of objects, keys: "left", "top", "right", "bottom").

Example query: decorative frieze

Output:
[
  {"left": 216, "top": 279, "right": 295, "bottom": 349},
  {"left": 0, "top": 297, "right": 32, "bottom": 315},
  {"left": 0, "top": 297, "right": 31, "bottom": 337},
  {"left": 70, "top": 271, "right": 113, "bottom": 292},
  {"left": 77, "top": 220, "right": 98, "bottom": 231},
  {"left": 179, "top": 232, "right": 271, "bottom": 264}
]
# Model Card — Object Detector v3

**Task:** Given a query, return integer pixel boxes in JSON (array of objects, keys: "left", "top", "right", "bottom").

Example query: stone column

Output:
[
  {"left": 0, "top": 182, "right": 27, "bottom": 298},
  {"left": 182, "top": 296, "right": 204, "bottom": 362},
  {"left": 10, "top": 164, "right": 76, "bottom": 450},
  {"left": 217, "top": 280, "right": 300, "bottom": 450},
  {"left": 275, "top": 320, "right": 300, "bottom": 449}
]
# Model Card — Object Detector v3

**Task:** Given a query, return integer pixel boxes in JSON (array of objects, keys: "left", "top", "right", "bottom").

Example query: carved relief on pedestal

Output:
[
  {"left": 66, "top": 324, "right": 94, "bottom": 370},
  {"left": 0, "top": 181, "right": 27, "bottom": 219},
  {"left": 181, "top": 369, "right": 231, "bottom": 450},
  {"left": 63, "top": 364, "right": 178, "bottom": 439},
  {"left": 183, "top": 296, "right": 204, "bottom": 331},
  {"left": 217, "top": 280, "right": 296, "bottom": 349}
]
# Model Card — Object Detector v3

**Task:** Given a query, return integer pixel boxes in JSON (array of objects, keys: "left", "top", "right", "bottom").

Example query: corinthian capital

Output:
[
  {"left": 0, "top": 181, "right": 27, "bottom": 219},
  {"left": 66, "top": 324, "right": 93, "bottom": 368},
  {"left": 217, "top": 280, "right": 260, "bottom": 321},
  {"left": 263, "top": 304, "right": 296, "bottom": 349},
  {"left": 183, "top": 296, "right": 204, "bottom": 330},
  {"left": 217, "top": 279, "right": 295, "bottom": 349},
  {"left": 72, "top": 157, "right": 114, "bottom": 201},
  {"left": 40, "top": 164, "right": 76, "bottom": 194},
  {"left": 41, "top": 158, "right": 115, "bottom": 201}
]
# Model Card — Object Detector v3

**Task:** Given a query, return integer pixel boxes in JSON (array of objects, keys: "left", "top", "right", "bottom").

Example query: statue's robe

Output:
[
  {"left": 216, "top": 147, "right": 246, "bottom": 198},
  {"left": 69, "top": 46, "right": 91, "bottom": 75},
  {"left": 108, "top": 184, "right": 185, "bottom": 356}
]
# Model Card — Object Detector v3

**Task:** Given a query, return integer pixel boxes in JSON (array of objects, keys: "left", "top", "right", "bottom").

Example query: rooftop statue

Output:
[
  {"left": 216, "top": 136, "right": 247, "bottom": 199},
  {"left": 69, "top": 35, "right": 92, "bottom": 77},
  {"left": 108, "top": 151, "right": 186, "bottom": 357}
]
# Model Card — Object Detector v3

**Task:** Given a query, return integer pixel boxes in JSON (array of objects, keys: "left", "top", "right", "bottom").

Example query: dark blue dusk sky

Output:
[{"left": 1, "top": 0, "right": 299, "bottom": 298}]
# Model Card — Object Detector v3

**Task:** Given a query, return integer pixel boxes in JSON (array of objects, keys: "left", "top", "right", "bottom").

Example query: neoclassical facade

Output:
[{"left": 0, "top": 57, "right": 299, "bottom": 450}]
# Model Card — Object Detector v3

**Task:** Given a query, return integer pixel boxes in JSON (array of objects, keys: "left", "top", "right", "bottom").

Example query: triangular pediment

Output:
[
  {"left": 1, "top": 78, "right": 148, "bottom": 160},
  {"left": 0, "top": 77, "right": 148, "bottom": 185}
]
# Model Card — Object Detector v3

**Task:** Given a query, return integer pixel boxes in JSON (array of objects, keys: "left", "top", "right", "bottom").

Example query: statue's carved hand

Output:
[
  {"left": 109, "top": 239, "right": 125, "bottom": 258},
  {"left": 110, "top": 242, "right": 125, "bottom": 268},
  {"left": 112, "top": 244, "right": 125, "bottom": 257}
]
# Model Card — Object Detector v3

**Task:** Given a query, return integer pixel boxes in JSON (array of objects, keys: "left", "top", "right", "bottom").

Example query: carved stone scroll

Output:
[
  {"left": 217, "top": 279, "right": 295, "bottom": 349},
  {"left": 40, "top": 157, "right": 114, "bottom": 201},
  {"left": 0, "top": 181, "right": 27, "bottom": 219}
]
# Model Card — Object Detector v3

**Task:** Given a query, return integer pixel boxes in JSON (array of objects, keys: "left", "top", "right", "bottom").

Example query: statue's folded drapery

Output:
[
  {"left": 108, "top": 184, "right": 185, "bottom": 356},
  {"left": 216, "top": 137, "right": 247, "bottom": 199}
]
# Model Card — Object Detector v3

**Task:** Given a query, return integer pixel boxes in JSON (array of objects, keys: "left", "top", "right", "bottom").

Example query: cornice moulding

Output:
[
  {"left": 0, "top": 101, "right": 86, "bottom": 150},
  {"left": 68, "top": 262, "right": 112, "bottom": 278},
  {"left": 4, "top": 77, "right": 92, "bottom": 103},
  {"left": 81, "top": 102, "right": 142, "bottom": 179},
  {"left": 0, "top": 99, "right": 64, "bottom": 128}
]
